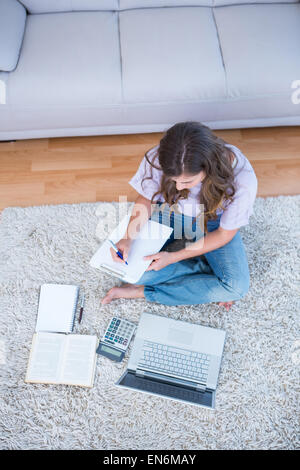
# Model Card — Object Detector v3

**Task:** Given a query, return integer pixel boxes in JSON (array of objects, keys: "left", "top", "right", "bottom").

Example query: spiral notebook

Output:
[{"left": 35, "top": 283, "right": 79, "bottom": 334}]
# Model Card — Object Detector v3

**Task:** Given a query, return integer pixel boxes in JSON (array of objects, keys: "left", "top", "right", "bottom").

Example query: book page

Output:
[
  {"left": 60, "top": 335, "right": 98, "bottom": 387},
  {"left": 25, "top": 333, "right": 65, "bottom": 384}
]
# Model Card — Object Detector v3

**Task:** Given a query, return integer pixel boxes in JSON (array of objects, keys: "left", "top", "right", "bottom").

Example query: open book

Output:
[
  {"left": 90, "top": 213, "right": 173, "bottom": 283},
  {"left": 25, "top": 333, "right": 98, "bottom": 387},
  {"left": 25, "top": 284, "right": 98, "bottom": 387}
]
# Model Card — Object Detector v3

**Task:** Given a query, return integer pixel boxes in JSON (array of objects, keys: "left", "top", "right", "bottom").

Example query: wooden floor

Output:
[{"left": 0, "top": 126, "right": 299, "bottom": 210}]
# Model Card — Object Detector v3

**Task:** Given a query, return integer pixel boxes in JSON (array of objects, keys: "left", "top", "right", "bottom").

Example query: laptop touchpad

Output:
[{"left": 168, "top": 328, "right": 194, "bottom": 346}]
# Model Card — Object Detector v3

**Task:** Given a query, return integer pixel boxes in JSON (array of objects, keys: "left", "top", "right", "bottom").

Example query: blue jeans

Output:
[{"left": 132, "top": 202, "right": 250, "bottom": 306}]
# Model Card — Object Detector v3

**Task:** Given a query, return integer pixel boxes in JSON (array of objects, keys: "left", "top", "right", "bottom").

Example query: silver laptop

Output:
[{"left": 116, "top": 312, "right": 226, "bottom": 409}]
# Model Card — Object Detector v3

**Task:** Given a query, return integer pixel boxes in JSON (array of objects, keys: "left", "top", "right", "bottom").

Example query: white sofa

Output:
[{"left": 0, "top": 0, "right": 299, "bottom": 141}]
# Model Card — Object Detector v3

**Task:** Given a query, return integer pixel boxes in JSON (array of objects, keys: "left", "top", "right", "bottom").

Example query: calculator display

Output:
[{"left": 102, "top": 344, "right": 122, "bottom": 357}]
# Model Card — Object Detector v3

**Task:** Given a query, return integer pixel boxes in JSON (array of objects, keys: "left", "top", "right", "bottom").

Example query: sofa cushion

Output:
[
  {"left": 120, "top": 1, "right": 213, "bottom": 8},
  {"left": 120, "top": 0, "right": 299, "bottom": 9},
  {"left": 214, "top": 3, "right": 300, "bottom": 97},
  {"left": 214, "top": 0, "right": 299, "bottom": 5},
  {"left": 8, "top": 11, "right": 122, "bottom": 106},
  {"left": 0, "top": 0, "right": 27, "bottom": 72},
  {"left": 119, "top": 7, "right": 227, "bottom": 102},
  {"left": 18, "top": 0, "right": 118, "bottom": 14},
  {"left": 21, "top": 0, "right": 298, "bottom": 13}
]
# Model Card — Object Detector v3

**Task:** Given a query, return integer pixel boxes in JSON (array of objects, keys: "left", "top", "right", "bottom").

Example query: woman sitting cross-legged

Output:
[{"left": 101, "top": 121, "right": 258, "bottom": 310}]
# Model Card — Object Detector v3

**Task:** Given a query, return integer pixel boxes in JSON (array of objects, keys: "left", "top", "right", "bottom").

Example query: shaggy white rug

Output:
[{"left": 0, "top": 196, "right": 299, "bottom": 450}]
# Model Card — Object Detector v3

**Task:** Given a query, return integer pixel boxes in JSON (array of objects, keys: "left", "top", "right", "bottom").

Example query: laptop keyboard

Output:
[
  {"left": 119, "top": 371, "right": 214, "bottom": 408},
  {"left": 138, "top": 340, "right": 210, "bottom": 384}
]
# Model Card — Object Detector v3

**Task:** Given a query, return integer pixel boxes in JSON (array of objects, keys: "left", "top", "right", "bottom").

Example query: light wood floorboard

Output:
[{"left": 0, "top": 126, "right": 299, "bottom": 210}]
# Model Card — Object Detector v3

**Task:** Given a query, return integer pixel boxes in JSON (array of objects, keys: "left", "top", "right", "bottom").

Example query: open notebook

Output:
[
  {"left": 25, "top": 284, "right": 97, "bottom": 387},
  {"left": 90, "top": 213, "right": 173, "bottom": 283}
]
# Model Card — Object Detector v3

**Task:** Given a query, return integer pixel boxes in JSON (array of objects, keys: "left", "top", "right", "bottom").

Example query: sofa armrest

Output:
[{"left": 0, "top": 0, "right": 27, "bottom": 72}]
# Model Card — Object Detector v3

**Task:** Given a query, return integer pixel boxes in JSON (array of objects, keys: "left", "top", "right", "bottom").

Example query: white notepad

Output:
[
  {"left": 89, "top": 214, "right": 173, "bottom": 283},
  {"left": 35, "top": 284, "right": 79, "bottom": 334}
]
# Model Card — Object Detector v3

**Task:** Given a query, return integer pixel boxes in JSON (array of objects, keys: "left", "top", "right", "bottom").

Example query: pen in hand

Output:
[
  {"left": 78, "top": 294, "right": 85, "bottom": 324},
  {"left": 108, "top": 240, "right": 128, "bottom": 265}
]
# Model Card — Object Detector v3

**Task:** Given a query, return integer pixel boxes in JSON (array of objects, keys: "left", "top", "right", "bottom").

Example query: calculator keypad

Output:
[{"left": 103, "top": 317, "right": 136, "bottom": 350}]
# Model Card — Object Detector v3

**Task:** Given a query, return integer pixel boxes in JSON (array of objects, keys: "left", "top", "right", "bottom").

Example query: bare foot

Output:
[
  {"left": 101, "top": 284, "right": 144, "bottom": 305},
  {"left": 218, "top": 301, "right": 234, "bottom": 311}
]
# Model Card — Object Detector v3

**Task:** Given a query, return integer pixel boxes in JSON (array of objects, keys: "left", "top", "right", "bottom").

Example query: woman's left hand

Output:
[{"left": 144, "top": 251, "right": 175, "bottom": 271}]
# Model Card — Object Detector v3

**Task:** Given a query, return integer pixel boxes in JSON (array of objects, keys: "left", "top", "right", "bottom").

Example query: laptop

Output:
[{"left": 116, "top": 312, "right": 226, "bottom": 409}]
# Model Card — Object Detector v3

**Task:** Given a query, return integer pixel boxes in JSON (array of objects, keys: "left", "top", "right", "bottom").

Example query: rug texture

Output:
[{"left": 0, "top": 196, "right": 299, "bottom": 450}]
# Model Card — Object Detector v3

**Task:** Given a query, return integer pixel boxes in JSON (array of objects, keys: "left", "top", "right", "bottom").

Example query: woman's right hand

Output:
[{"left": 110, "top": 238, "right": 132, "bottom": 264}]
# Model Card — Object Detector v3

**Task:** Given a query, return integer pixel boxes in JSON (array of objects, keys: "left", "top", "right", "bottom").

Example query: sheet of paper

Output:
[
  {"left": 35, "top": 284, "right": 79, "bottom": 334},
  {"left": 25, "top": 333, "right": 65, "bottom": 383},
  {"left": 61, "top": 335, "right": 97, "bottom": 387},
  {"left": 124, "top": 219, "right": 174, "bottom": 282},
  {"left": 90, "top": 216, "right": 173, "bottom": 283}
]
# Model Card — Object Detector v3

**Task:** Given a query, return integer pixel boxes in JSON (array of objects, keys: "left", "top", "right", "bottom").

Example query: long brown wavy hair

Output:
[{"left": 141, "top": 121, "right": 246, "bottom": 233}]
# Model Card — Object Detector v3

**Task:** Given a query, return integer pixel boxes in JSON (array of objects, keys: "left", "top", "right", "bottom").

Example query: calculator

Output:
[{"left": 96, "top": 317, "right": 137, "bottom": 362}]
